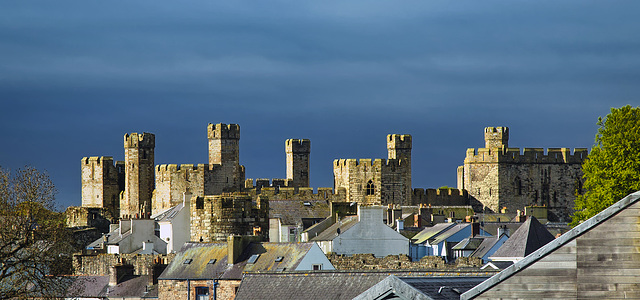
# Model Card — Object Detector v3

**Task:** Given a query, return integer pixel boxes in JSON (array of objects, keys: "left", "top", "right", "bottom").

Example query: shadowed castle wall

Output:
[{"left": 121, "top": 132, "right": 155, "bottom": 219}]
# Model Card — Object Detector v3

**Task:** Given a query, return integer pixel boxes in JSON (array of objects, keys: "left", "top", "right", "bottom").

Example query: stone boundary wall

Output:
[{"left": 327, "top": 253, "right": 482, "bottom": 270}]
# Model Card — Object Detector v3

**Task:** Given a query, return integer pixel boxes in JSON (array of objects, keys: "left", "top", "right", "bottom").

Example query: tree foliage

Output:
[
  {"left": 571, "top": 105, "right": 640, "bottom": 226},
  {"left": 0, "top": 166, "right": 74, "bottom": 299}
]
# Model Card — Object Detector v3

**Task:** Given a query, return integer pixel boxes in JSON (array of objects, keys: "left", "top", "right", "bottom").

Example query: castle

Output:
[
  {"left": 458, "top": 127, "right": 588, "bottom": 221},
  {"left": 70, "top": 123, "right": 587, "bottom": 232}
]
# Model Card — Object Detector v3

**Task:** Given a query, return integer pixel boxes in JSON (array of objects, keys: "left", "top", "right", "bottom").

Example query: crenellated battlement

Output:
[
  {"left": 82, "top": 156, "right": 115, "bottom": 165},
  {"left": 285, "top": 139, "right": 311, "bottom": 153},
  {"left": 464, "top": 147, "right": 589, "bottom": 164},
  {"left": 207, "top": 123, "right": 240, "bottom": 140},
  {"left": 412, "top": 188, "right": 469, "bottom": 206},
  {"left": 333, "top": 158, "right": 407, "bottom": 168},
  {"left": 124, "top": 132, "right": 155, "bottom": 148},
  {"left": 387, "top": 134, "right": 412, "bottom": 149},
  {"left": 155, "top": 163, "right": 210, "bottom": 173},
  {"left": 484, "top": 126, "right": 509, "bottom": 149}
]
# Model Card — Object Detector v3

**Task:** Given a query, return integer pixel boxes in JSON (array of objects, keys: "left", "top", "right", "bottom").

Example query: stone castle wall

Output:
[
  {"left": 81, "top": 156, "right": 124, "bottom": 217},
  {"left": 411, "top": 188, "right": 469, "bottom": 206},
  {"left": 333, "top": 134, "right": 412, "bottom": 206},
  {"left": 207, "top": 123, "right": 245, "bottom": 194},
  {"left": 459, "top": 127, "right": 588, "bottom": 221},
  {"left": 190, "top": 193, "right": 269, "bottom": 242}
]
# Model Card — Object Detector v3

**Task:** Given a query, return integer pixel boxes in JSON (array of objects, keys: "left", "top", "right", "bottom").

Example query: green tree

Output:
[
  {"left": 570, "top": 105, "right": 640, "bottom": 226},
  {"left": 0, "top": 166, "right": 75, "bottom": 299}
]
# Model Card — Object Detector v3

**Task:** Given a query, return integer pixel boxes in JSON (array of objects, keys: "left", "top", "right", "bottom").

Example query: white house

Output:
[
  {"left": 311, "top": 205, "right": 409, "bottom": 257},
  {"left": 153, "top": 200, "right": 190, "bottom": 253}
]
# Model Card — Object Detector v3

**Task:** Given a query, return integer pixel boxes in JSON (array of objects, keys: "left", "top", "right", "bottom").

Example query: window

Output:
[
  {"left": 514, "top": 177, "right": 522, "bottom": 195},
  {"left": 207, "top": 259, "right": 216, "bottom": 265},
  {"left": 195, "top": 287, "right": 209, "bottom": 300},
  {"left": 183, "top": 259, "right": 193, "bottom": 264},
  {"left": 312, "top": 264, "right": 323, "bottom": 270},
  {"left": 366, "top": 180, "right": 375, "bottom": 196},
  {"left": 248, "top": 254, "right": 260, "bottom": 264},
  {"left": 275, "top": 256, "right": 284, "bottom": 262},
  {"left": 196, "top": 198, "right": 204, "bottom": 210}
]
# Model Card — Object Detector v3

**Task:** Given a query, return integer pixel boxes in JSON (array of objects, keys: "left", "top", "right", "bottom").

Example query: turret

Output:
[
  {"left": 208, "top": 123, "right": 240, "bottom": 166},
  {"left": 286, "top": 139, "right": 311, "bottom": 188},
  {"left": 484, "top": 127, "right": 509, "bottom": 149},
  {"left": 387, "top": 134, "right": 412, "bottom": 163}
]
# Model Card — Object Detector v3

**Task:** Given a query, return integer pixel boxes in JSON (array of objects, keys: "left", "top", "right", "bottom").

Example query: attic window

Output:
[
  {"left": 183, "top": 259, "right": 193, "bottom": 264},
  {"left": 276, "top": 267, "right": 286, "bottom": 272},
  {"left": 207, "top": 259, "right": 216, "bottom": 265},
  {"left": 275, "top": 256, "right": 284, "bottom": 262},
  {"left": 248, "top": 254, "right": 260, "bottom": 264},
  {"left": 303, "top": 201, "right": 311, "bottom": 206}
]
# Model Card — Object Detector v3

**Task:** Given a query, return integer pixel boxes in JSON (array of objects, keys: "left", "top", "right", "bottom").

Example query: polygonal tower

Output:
[
  {"left": 207, "top": 123, "right": 244, "bottom": 193},
  {"left": 121, "top": 132, "right": 155, "bottom": 219},
  {"left": 286, "top": 139, "right": 310, "bottom": 188},
  {"left": 484, "top": 127, "right": 509, "bottom": 149},
  {"left": 81, "top": 156, "right": 124, "bottom": 217}
]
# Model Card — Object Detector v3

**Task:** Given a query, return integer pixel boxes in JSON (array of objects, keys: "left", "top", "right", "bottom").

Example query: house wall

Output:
[
  {"left": 158, "top": 205, "right": 190, "bottom": 253},
  {"left": 295, "top": 243, "right": 335, "bottom": 271},
  {"left": 470, "top": 200, "right": 640, "bottom": 299}
]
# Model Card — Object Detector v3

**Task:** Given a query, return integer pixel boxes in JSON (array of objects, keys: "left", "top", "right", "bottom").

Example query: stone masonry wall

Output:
[
  {"left": 190, "top": 193, "right": 268, "bottom": 242},
  {"left": 327, "top": 253, "right": 482, "bottom": 270},
  {"left": 73, "top": 253, "right": 175, "bottom": 276},
  {"left": 81, "top": 156, "right": 124, "bottom": 217}
]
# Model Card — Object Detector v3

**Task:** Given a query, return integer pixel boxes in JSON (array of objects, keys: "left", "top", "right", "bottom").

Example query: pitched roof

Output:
[
  {"left": 489, "top": 216, "right": 555, "bottom": 260},
  {"left": 153, "top": 203, "right": 184, "bottom": 223},
  {"left": 269, "top": 200, "right": 330, "bottom": 226},
  {"left": 412, "top": 223, "right": 457, "bottom": 244},
  {"left": 353, "top": 275, "right": 490, "bottom": 300},
  {"left": 452, "top": 237, "right": 486, "bottom": 251},
  {"left": 310, "top": 215, "right": 359, "bottom": 241},
  {"left": 431, "top": 224, "right": 473, "bottom": 245},
  {"left": 158, "top": 242, "right": 317, "bottom": 280},
  {"left": 468, "top": 235, "right": 501, "bottom": 259},
  {"left": 235, "top": 272, "right": 389, "bottom": 300},
  {"left": 461, "top": 191, "right": 640, "bottom": 300}
]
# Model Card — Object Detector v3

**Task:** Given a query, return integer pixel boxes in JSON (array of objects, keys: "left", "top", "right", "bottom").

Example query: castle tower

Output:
[
  {"left": 208, "top": 123, "right": 240, "bottom": 166},
  {"left": 207, "top": 123, "right": 244, "bottom": 193},
  {"left": 121, "top": 132, "right": 155, "bottom": 219},
  {"left": 81, "top": 156, "right": 124, "bottom": 218},
  {"left": 387, "top": 134, "right": 412, "bottom": 204},
  {"left": 286, "top": 139, "right": 310, "bottom": 188},
  {"left": 484, "top": 127, "right": 509, "bottom": 149}
]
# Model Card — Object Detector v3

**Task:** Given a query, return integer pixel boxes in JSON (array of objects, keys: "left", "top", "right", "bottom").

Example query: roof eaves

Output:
[{"left": 461, "top": 190, "right": 640, "bottom": 300}]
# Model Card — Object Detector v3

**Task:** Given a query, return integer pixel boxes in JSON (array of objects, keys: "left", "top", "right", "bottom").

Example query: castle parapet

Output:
[
  {"left": 286, "top": 139, "right": 311, "bottom": 153},
  {"left": 124, "top": 132, "right": 155, "bottom": 148},
  {"left": 465, "top": 147, "right": 588, "bottom": 164},
  {"left": 412, "top": 188, "right": 469, "bottom": 206},
  {"left": 207, "top": 123, "right": 240, "bottom": 140},
  {"left": 155, "top": 164, "right": 210, "bottom": 181}
]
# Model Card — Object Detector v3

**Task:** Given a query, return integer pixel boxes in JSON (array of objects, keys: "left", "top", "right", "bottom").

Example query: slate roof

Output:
[
  {"left": 310, "top": 215, "right": 359, "bottom": 241},
  {"left": 269, "top": 200, "right": 330, "bottom": 226},
  {"left": 353, "top": 276, "right": 490, "bottom": 300},
  {"left": 462, "top": 191, "right": 640, "bottom": 300},
  {"left": 468, "top": 235, "right": 501, "bottom": 259},
  {"left": 158, "top": 242, "right": 316, "bottom": 280},
  {"left": 411, "top": 223, "right": 457, "bottom": 244},
  {"left": 153, "top": 203, "right": 183, "bottom": 223},
  {"left": 431, "top": 224, "right": 474, "bottom": 245},
  {"left": 46, "top": 275, "right": 156, "bottom": 298},
  {"left": 234, "top": 272, "right": 397, "bottom": 300},
  {"left": 86, "top": 226, "right": 131, "bottom": 249},
  {"left": 489, "top": 216, "right": 555, "bottom": 260},
  {"left": 452, "top": 237, "right": 486, "bottom": 251}
]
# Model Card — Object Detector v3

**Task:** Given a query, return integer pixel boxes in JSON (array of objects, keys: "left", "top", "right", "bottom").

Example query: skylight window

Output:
[
  {"left": 207, "top": 259, "right": 216, "bottom": 265},
  {"left": 275, "top": 256, "right": 284, "bottom": 262},
  {"left": 183, "top": 259, "right": 193, "bottom": 264},
  {"left": 248, "top": 254, "right": 260, "bottom": 264}
]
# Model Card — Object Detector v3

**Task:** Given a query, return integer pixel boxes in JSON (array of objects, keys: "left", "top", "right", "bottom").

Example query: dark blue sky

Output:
[{"left": 1, "top": 1, "right": 637, "bottom": 209}]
